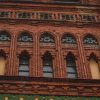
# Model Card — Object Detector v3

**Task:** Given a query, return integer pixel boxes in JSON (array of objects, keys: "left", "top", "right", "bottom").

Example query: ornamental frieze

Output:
[{"left": 0, "top": 76, "right": 100, "bottom": 96}]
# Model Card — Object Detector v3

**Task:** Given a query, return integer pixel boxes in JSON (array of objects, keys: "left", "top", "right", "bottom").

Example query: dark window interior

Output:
[
  {"left": 18, "top": 32, "right": 33, "bottom": 42},
  {"left": 0, "top": 31, "right": 11, "bottom": 41},
  {"left": 40, "top": 13, "right": 52, "bottom": 20},
  {"left": 40, "top": 33, "right": 54, "bottom": 43},
  {"left": 66, "top": 54, "right": 77, "bottom": 78},
  {"left": 83, "top": 34, "right": 98, "bottom": 45},
  {"left": 42, "top": 52, "right": 53, "bottom": 78},
  {"left": 19, "top": 53, "right": 29, "bottom": 76},
  {"left": 62, "top": 34, "right": 76, "bottom": 44},
  {"left": 17, "top": 12, "right": 31, "bottom": 19},
  {"left": 0, "top": 12, "right": 9, "bottom": 18}
]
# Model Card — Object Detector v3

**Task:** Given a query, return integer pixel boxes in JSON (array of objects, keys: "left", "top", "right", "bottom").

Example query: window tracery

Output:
[
  {"left": 0, "top": 31, "right": 11, "bottom": 41},
  {"left": 18, "top": 32, "right": 33, "bottom": 42},
  {"left": 40, "top": 32, "right": 55, "bottom": 43},
  {"left": 83, "top": 34, "right": 98, "bottom": 45},
  {"left": 62, "top": 33, "right": 76, "bottom": 44}
]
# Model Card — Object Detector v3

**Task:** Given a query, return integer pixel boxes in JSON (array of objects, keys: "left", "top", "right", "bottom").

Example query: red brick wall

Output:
[
  {"left": 0, "top": 0, "right": 100, "bottom": 79},
  {"left": 0, "top": 22, "right": 100, "bottom": 79},
  {"left": 88, "top": 0, "right": 100, "bottom": 5}
]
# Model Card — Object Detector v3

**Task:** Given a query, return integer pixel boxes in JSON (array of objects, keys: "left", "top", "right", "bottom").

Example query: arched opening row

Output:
[
  {"left": 0, "top": 31, "right": 99, "bottom": 46},
  {"left": 0, "top": 51, "right": 99, "bottom": 79}
]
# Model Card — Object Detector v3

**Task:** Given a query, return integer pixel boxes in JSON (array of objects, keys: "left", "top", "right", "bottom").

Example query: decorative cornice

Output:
[
  {"left": 0, "top": 19, "right": 99, "bottom": 28},
  {"left": 0, "top": 1, "right": 100, "bottom": 10},
  {"left": 0, "top": 76, "right": 100, "bottom": 96}
]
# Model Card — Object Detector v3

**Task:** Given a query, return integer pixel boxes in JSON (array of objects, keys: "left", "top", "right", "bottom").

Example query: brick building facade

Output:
[{"left": 0, "top": 0, "right": 100, "bottom": 100}]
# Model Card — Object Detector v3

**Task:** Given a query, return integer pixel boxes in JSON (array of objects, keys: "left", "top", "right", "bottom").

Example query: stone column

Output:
[
  {"left": 77, "top": 33, "right": 89, "bottom": 78},
  {"left": 12, "top": 34, "right": 17, "bottom": 76},
  {"left": 36, "top": 32, "right": 41, "bottom": 77},
  {"left": 8, "top": 34, "right": 17, "bottom": 76},
  {"left": 30, "top": 34, "right": 36, "bottom": 77},
  {"left": 56, "top": 33, "right": 65, "bottom": 78}
]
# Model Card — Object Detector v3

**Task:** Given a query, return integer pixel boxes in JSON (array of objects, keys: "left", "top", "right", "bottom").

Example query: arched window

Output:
[
  {"left": 42, "top": 52, "right": 53, "bottom": 78},
  {"left": 40, "top": 32, "right": 55, "bottom": 43},
  {"left": 62, "top": 33, "right": 76, "bottom": 44},
  {"left": 83, "top": 34, "right": 98, "bottom": 45},
  {"left": 66, "top": 53, "right": 77, "bottom": 78},
  {"left": 89, "top": 55, "right": 100, "bottom": 79},
  {"left": 19, "top": 51, "right": 29, "bottom": 76},
  {"left": 18, "top": 32, "right": 33, "bottom": 42},
  {"left": 0, "top": 51, "right": 6, "bottom": 75},
  {"left": 0, "top": 31, "right": 11, "bottom": 41}
]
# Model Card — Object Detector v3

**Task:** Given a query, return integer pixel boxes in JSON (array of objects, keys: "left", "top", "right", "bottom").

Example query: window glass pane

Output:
[
  {"left": 67, "top": 73, "right": 77, "bottom": 78},
  {"left": 18, "top": 33, "right": 33, "bottom": 42},
  {"left": 43, "top": 67, "right": 52, "bottom": 72},
  {"left": 19, "top": 36, "right": 32, "bottom": 42},
  {"left": 19, "top": 53, "right": 29, "bottom": 76},
  {"left": 20, "top": 57, "right": 29, "bottom": 64},
  {"left": 84, "top": 36, "right": 98, "bottom": 45},
  {"left": 43, "top": 73, "right": 53, "bottom": 78},
  {"left": 43, "top": 60, "right": 52, "bottom": 66},
  {"left": 67, "top": 59, "right": 76, "bottom": 67},
  {"left": 62, "top": 34, "right": 76, "bottom": 44},
  {"left": 40, "top": 37, "right": 54, "bottom": 43},
  {"left": 19, "top": 65, "right": 29, "bottom": 71},
  {"left": 66, "top": 54, "right": 77, "bottom": 78},
  {"left": 42, "top": 53, "right": 53, "bottom": 77},
  {"left": 19, "top": 71, "right": 29, "bottom": 76},
  {"left": 40, "top": 33, "right": 54, "bottom": 43},
  {"left": 67, "top": 67, "right": 76, "bottom": 73},
  {"left": 67, "top": 62, "right": 76, "bottom": 67},
  {"left": 0, "top": 33, "right": 11, "bottom": 41}
]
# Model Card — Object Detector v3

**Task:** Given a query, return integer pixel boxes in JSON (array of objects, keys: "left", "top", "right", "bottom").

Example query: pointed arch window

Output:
[
  {"left": 89, "top": 55, "right": 100, "bottom": 79},
  {"left": 83, "top": 34, "right": 98, "bottom": 45},
  {"left": 0, "top": 51, "right": 6, "bottom": 75},
  {"left": 18, "top": 32, "right": 33, "bottom": 42},
  {"left": 19, "top": 52, "right": 29, "bottom": 76},
  {"left": 42, "top": 52, "right": 53, "bottom": 78},
  {"left": 66, "top": 53, "right": 77, "bottom": 78},
  {"left": 0, "top": 31, "right": 11, "bottom": 41},
  {"left": 62, "top": 33, "right": 76, "bottom": 44},
  {"left": 40, "top": 32, "right": 55, "bottom": 43}
]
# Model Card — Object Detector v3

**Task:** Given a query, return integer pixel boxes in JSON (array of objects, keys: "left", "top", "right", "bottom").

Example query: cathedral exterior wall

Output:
[{"left": 0, "top": 0, "right": 100, "bottom": 99}]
